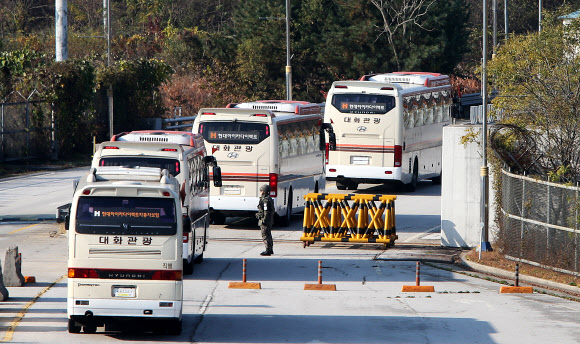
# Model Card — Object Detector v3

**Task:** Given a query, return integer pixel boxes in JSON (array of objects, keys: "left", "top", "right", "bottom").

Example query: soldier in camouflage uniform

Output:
[{"left": 256, "top": 184, "right": 274, "bottom": 256}]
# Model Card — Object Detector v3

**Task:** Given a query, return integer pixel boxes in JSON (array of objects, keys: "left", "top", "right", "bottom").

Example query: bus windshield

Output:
[
  {"left": 75, "top": 197, "right": 177, "bottom": 235},
  {"left": 331, "top": 93, "right": 396, "bottom": 114},
  {"left": 199, "top": 121, "right": 270, "bottom": 144},
  {"left": 99, "top": 157, "right": 180, "bottom": 176}
]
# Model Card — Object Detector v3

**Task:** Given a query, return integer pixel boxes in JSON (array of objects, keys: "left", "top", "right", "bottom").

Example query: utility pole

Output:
[
  {"left": 481, "top": 0, "right": 492, "bottom": 254},
  {"left": 55, "top": 0, "right": 68, "bottom": 61},
  {"left": 285, "top": 0, "right": 292, "bottom": 101},
  {"left": 539, "top": 0, "right": 543, "bottom": 32},
  {"left": 505, "top": 0, "right": 509, "bottom": 40},
  {"left": 105, "top": 0, "right": 114, "bottom": 139},
  {"left": 492, "top": 0, "right": 497, "bottom": 56},
  {"left": 260, "top": 1, "right": 292, "bottom": 101}
]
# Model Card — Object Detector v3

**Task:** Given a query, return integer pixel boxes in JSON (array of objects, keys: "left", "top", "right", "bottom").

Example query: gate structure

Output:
[
  {"left": 0, "top": 90, "right": 54, "bottom": 162},
  {"left": 300, "top": 193, "right": 397, "bottom": 246}
]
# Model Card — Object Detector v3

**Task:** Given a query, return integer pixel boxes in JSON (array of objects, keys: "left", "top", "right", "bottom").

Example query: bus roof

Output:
[
  {"left": 198, "top": 102, "right": 323, "bottom": 124},
  {"left": 225, "top": 100, "right": 321, "bottom": 115},
  {"left": 96, "top": 141, "right": 201, "bottom": 159},
  {"left": 79, "top": 166, "right": 181, "bottom": 195},
  {"left": 111, "top": 131, "right": 203, "bottom": 147},
  {"left": 330, "top": 78, "right": 451, "bottom": 96},
  {"left": 359, "top": 72, "right": 451, "bottom": 88}
]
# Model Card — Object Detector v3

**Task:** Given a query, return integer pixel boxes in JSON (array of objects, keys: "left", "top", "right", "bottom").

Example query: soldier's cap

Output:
[{"left": 260, "top": 184, "right": 270, "bottom": 193}]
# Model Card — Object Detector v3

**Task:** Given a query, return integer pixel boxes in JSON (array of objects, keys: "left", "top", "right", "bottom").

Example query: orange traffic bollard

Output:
[
  {"left": 304, "top": 260, "right": 336, "bottom": 291},
  {"left": 229, "top": 259, "right": 261, "bottom": 289},
  {"left": 402, "top": 262, "right": 434, "bottom": 292},
  {"left": 500, "top": 263, "right": 533, "bottom": 294}
]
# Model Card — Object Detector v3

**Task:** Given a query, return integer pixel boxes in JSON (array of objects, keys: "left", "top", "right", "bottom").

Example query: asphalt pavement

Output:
[{"left": 2, "top": 220, "right": 579, "bottom": 342}]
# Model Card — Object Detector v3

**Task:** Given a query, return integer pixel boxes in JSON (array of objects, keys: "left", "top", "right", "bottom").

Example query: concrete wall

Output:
[{"left": 441, "top": 124, "right": 496, "bottom": 248}]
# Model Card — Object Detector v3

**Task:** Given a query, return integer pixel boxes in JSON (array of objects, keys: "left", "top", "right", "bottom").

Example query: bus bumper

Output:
[
  {"left": 325, "top": 165, "right": 408, "bottom": 184},
  {"left": 210, "top": 196, "right": 261, "bottom": 212},
  {"left": 67, "top": 298, "right": 183, "bottom": 321}
]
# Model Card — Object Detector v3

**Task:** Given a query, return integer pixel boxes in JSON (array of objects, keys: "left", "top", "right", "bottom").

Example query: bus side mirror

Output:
[
  {"left": 328, "top": 132, "right": 336, "bottom": 151},
  {"left": 64, "top": 215, "right": 70, "bottom": 230},
  {"left": 319, "top": 130, "right": 326, "bottom": 151},
  {"left": 213, "top": 166, "right": 222, "bottom": 187}
]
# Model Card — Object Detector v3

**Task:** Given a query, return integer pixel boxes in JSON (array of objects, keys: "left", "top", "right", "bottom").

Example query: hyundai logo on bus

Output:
[
  {"left": 227, "top": 152, "right": 239, "bottom": 159},
  {"left": 357, "top": 126, "right": 367, "bottom": 132}
]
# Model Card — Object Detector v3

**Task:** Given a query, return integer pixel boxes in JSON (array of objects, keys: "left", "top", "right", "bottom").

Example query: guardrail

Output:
[
  {"left": 300, "top": 193, "right": 397, "bottom": 247},
  {"left": 163, "top": 116, "right": 196, "bottom": 130}
]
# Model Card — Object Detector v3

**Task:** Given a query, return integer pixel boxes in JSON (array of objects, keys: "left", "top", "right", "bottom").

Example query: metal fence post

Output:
[
  {"left": 51, "top": 107, "right": 58, "bottom": 160},
  {"left": 546, "top": 182, "right": 551, "bottom": 255},
  {"left": 520, "top": 176, "right": 526, "bottom": 258},
  {"left": 25, "top": 100, "right": 30, "bottom": 158},
  {"left": 1, "top": 102, "right": 4, "bottom": 162},
  {"left": 574, "top": 182, "right": 580, "bottom": 272}
]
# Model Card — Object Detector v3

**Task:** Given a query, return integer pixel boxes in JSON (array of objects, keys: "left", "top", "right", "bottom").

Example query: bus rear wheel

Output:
[
  {"left": 431, "top": 172, "right": 442, "bottom": 185},
  {"left": 68, "top": 319, "right": 81, "bottom": 333},
  {"left": 277, "top": 190, "right": 293, "bottom": 227},
  {"left": 337, "top": 181, "right": 358, "bottom": 190},
  {"left": 168, "top": 319, "right": 182, "bottom": 335},
  {"left": 83, "top": 325, "right": 97, "bottom": 334},
  {"left": 407, "top": 160, "right": 418, "bottom": 192},
  {"left": 183, "top": 258, "right": 194, "bottom": 275},
  {"left": 211, "top": 212, "right": 226, "bottom": 225}
]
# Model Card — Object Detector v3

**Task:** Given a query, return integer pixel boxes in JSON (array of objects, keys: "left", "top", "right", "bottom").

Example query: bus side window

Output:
[
  {"left": 442, "top": 92, "right": 451, "bottom": 121},
  {"left": 279, "top": 125, "right": 289, "bottom": 158},
  {"left": 313, "top": 123, "right": 321, "bottom": 152},
  {"left": 297, "top": 122, "right": 308, "bottom": 155},
  {"left": 306, "top": 120, "right": 316, "bottom": 153},
  {"left": 404, "top": 98, "right": 414, "bottom": 129},
  {"left": 434, "top": 93, "right": 443, "bottom": 123},
  {"left": 289, "top": 123, "right": 299, "bottom": 156},
  {"left": 424, "top": 94, "right": 434, "bottom": 125},
  {"left": 414, "top": 96, "right": 424, "bottom": 127}
]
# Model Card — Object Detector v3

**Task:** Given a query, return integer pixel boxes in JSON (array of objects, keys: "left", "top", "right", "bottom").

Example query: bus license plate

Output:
[
  {"left": 223, "top": 185, "right": 242, "bottom": 195},
  {"left": 113, "top": 287, "right": 136, "bottom": 298}
]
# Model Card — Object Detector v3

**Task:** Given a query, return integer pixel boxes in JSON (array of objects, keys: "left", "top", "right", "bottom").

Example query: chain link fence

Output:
[
  {"left": 500, "top": 169, "right": 579, "bottom": 275},
  {"left": 0, "top": 91, "right": 55, "bottom": 162}
]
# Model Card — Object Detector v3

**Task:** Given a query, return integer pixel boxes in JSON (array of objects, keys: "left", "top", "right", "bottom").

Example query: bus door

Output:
[{"left": 199, "top": 120, "right": 270, "bottom": 198}]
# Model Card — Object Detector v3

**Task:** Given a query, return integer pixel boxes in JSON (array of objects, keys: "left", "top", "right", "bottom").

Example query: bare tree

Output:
[{"left": 370, "top": 0, "right": 436, "bottom": 70}]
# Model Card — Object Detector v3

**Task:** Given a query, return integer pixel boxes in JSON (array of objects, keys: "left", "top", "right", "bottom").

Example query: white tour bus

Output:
[
  {"left": 67, "top": 167, "right": 184, "bottom": 334},
  {"left": 192, "top": 100, "right": 335, "bottom": 226},
  {"left": 91, "top": 131, "right": 222, "bottom": 274},
  {"left": 324, "top": 72, "right": 452, "bottom": 191}
]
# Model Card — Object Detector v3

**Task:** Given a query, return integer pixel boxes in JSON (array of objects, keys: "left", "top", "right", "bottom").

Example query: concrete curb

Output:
[
  {"left": 459, "top": 253, "right": 580, "bottom": 296},
  {"left": 376, "top": 246, "right": 462, "bottom": 264},
  {"left": 0, "top": 217, "right": 55, "bottom": 222}
]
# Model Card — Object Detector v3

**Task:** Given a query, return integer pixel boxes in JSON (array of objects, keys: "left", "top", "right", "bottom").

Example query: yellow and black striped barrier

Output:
[{"left": 300, "top": 193, "right": 397, "bottom": 246}]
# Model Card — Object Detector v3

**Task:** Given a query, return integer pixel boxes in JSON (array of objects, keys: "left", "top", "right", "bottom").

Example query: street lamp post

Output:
[
  {"left": 105, "top": 0, "right": 114, "bottom": 139},
  {"left": 481, "top": 0, "right": 492, "bottom": 254}
]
